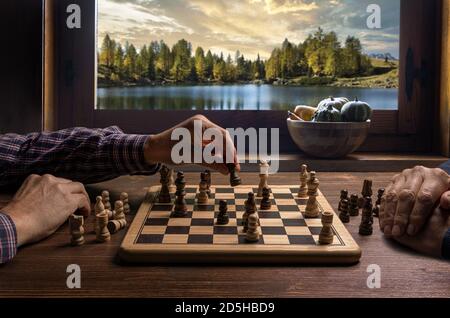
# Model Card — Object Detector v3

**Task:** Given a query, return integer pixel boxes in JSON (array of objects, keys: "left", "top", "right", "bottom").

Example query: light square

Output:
[
  {"left": 263, "top": 235, "right": 290, "bottom": 245},
  {"left": 279, "top": 212, "right": 303, "bottom": 219},
  {"left": 271, "top": 188, "right": 290, "bottom": 194},
  {"left": 275, "top": 199, "right": 297, "bottom": 205},
  {"left": 305, "top": 219, "right": 322, "bottom": 227},
  {"left": 234, "top": 199, "right": 246, "bottom": 205},
  {"left": 192, "top": 211, "right": 215, "bottom": 219},
  {"left": 234, "top": 187, "right": 253, "bottom": 193},
  {"left": 189, "top": 226, "right": 214, "bottom": 235},
  {"left": 142, "top": 226, "right": 167, "bottom": 235},
  {"left": 168, "top": 218, "right": 192, "bottom": 226},
  {"left": 285, "top": 227, "right": 311, "bottom": 235},
  {"left": 148, "top": 211, "right": 171, "bottom": 218},
  {"left": 215, "top": 204, "right": 236, "bottom": 212},
  {"left": 162, "top": 234, "right": 189, "bottom": 244},
  {"left": 215, "top": 193, "right": 235, "bottom": 200},
  {"left": 259, "top": 219, "right": 283, "bottom": 227},
  {"left": 214, "top": 235, "right": 239, "bottom": 244}
]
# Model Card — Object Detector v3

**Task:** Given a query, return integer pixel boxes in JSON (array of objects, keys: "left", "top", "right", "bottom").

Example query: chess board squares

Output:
[
  {"left": 193, "top": 204, "right": 215, "bottom": 212},
  {"left": 213, "top": 235, "right": 239, "bottom": 245},
  {"left": 276, "top": 204, "right": 301, "bottom": 212},
  {"left": 162, "top": 234, "right": 189, "bottom": 244},
  {"left": 214, "top": 188, "right": 234, "bottom": 193},
  {"left": 136, "top": 234, "right": 164, "bottom": 244},
  {"left": 151, "top": 205, "right": 173, "bottom": 212},
  {"left": 260, "top": 226, "right": 286, "bottom": 235},
  {"left": 214, "top": 211, "right": 237, "bottom": 218},
  {"left": 214, "top": 226, "right": 238, "bottom": 235},
  {"left": 215, "top": 218, "right": 237, "bottom": 227},
  {"left": 272, "top": 193, "right": 295, "bottom": 200},
  {"left": 279, "top": 212, "right": 303, "bottom": 219},
  {"left": 284, "top": 226, "right": 311, "bottom": 236},
  {"left": 214, "top": 203, "right": 236, "bottom": 211},
  {"left": 304, "top": 218, "right": 323, "bottom": 227},
  {"left": 270, "top": 188, "right": 291, "bottom": 194},
  {"left": 192, "top": 211, "right": 215, "bottom": 219},
  {"left": 168, "top": 218, "right": 192, "bottom": 226},
  {"left": 233, "top": 187, "right": 253, "bottom": 194},
  {"left": 259, "top": 219, "right": 284, "bottom": 227},
  {"left": 295, "top": 198, "right": 308, "bottom": 205},
  {"left": 262, "top": 235, "right": 289, "bottom": 245},
  {"left": 258, "top": 212, "right": 281, "bottom": 219},
  {"left": 142, "top": 225, "right": 167, "bottom": 235},
  {"left": 312, "top": 235, "right": 340, "bottom": 246},
  {"left": 185, "top": 187, "right": 198, "bottom": 193},
  {"left": 214, "top": 193, "right": 235, "bottom": 200},
  {"left": 145, "top": 218, "right": 169, "bottom": 226},
  {"left": 189, "top": 226, "right": 214, "bottom": 235},
  {"left": 188, "top": 235, "right": 213, "bottom": 244}
]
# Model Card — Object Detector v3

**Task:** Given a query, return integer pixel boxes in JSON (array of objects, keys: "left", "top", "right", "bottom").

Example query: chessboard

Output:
[{"left": 119, "top": 185, "right": 362, "bottom": 264}]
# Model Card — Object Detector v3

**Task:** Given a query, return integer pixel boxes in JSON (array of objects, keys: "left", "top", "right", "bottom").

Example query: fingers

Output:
[
  {"left": 70, "top": 193, "right": 91, "bottom": 217},
  {"left": 408, "top": 178, "right": 444, "bottom": 235},
  {"left": 380, "top": 173, "right": 405, "bottom": 236},
  {"left": 440, "top": 191, "right": 450, "bottom": 210},
  {"left": 392, "top": 171, "right": 423, "bottom": 236}
]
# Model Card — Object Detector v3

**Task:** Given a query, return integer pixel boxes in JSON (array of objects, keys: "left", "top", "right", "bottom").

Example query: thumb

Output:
[{"left": 440, "top": 191, "right": 450, "bottom": 210}]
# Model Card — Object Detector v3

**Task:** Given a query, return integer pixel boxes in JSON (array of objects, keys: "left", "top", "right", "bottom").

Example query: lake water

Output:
[{"left": 96, "top": 84, "right": 398, "bottom": 110}]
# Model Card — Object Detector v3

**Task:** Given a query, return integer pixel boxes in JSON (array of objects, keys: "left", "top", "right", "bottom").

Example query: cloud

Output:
[{"left": 98, "top": 0, "right": 400, "bottom": 59}]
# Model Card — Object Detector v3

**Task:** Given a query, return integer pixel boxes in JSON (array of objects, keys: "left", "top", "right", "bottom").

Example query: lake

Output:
[{"left": 96, "top": 84, "right": 398, "bottom": 110}]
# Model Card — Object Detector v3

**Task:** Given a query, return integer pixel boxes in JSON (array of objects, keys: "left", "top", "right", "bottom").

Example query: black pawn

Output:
[
  {"left": 349, "top": 194, "right": 359, "bottom": 217},
  {"left": 217, "top": 200, "right": 229, "bottom": 225},
  {"left": 372, "top": 188, "right": 385, "bottom": 218},
  {"left": 173, "top": 172, "right": 187, "bottom": 217},
  {"left": 260, "top": 187, "right": 272, "bottom": 210},
  {"left": 359, "top": 197, "right": 374, "bottom": 236},
  {"left": 227, "top": 163, "right": 242, "bottom": 187},
  {"left": 338, "top": 189, "right": 349, "bottom": 212},
  {"left": 338, "top": 199, "right": 350, "bottom": 223}
]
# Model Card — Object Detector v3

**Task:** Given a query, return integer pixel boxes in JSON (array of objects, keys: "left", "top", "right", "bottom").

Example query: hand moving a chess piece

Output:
[
  {"left": 2, "top": 174, "right": 90, "bottom": 247},
  {"left": 144, "top": 115, "right": 240, "bottom": 176}
]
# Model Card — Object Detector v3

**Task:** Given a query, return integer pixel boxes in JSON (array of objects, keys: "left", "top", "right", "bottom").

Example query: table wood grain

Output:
[{"left": 0, "top": 172, "right": 449, "bottom": 298}]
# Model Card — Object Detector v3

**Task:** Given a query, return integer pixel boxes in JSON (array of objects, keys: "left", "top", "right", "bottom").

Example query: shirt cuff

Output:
[
  {"left": 439, "top": 160, "right": 450, "bottom": 174},
  {"left": 0, "top": 212, "right": 17, "bottom": 264},
  {"left": 110, "top": 134, "right": 161, "bottom": 176}
]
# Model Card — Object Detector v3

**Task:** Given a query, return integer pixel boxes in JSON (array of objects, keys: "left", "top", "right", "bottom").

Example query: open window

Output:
[{"left": 47, "top": 0, "right": 443, "bottom": 154}]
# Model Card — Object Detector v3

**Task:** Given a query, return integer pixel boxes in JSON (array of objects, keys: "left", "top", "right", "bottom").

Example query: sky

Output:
[{"left": 98, "top": 0, "right": 400, "bottom": 60}]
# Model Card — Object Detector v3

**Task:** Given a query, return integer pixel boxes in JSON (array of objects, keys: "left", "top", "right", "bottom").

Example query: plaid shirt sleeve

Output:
[
  {"left": 0, "top": 126, "right": 160, "bottom": 188},
  {"left": 0, "top": 212, "right": 17, "bottom": 264}
]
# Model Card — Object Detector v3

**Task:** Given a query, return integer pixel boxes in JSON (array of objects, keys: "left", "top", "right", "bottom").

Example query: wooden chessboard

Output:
[{"left": 119, "top": 185, "right": 362, "bottom": 264}]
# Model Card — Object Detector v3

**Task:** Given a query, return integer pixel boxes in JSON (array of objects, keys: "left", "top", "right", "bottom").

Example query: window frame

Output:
[{"left": 48, "top": 0, "right": 443, "bottom": 153}]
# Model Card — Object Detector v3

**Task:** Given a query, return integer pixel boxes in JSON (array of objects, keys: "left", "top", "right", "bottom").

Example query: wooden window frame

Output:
[{"left": 47, "top": 0, "right": 443, "bottom": 154}]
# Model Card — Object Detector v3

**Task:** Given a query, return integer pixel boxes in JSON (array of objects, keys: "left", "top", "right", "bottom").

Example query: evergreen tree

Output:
[{"left": 195, "top": 47, "right": 206, "bottom": 81}]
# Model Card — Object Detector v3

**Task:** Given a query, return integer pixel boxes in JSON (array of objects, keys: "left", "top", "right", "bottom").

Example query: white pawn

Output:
[
  {"left": 245, "top": 213, "right": 260, "bottom": 242},
  {"left": 114, "top": 200, "right": 126, "bottom": 221},
  {"left": 197, "top": 173, "right": 209, "bottom": 204},
  {"left": 95, "top": 196, "right": 105, "bottom": 215},
  {"left": 101, "top": 190, "right": 112, "bottom": 211},
  {"left": 257, "top": 160, "right": 269, "bottom": 197},
  {"left": 298, "top": 164, "right": 308, "bottom": 198},
  {"left": 120, "top": 192, "right": 130, "bottom": 214},
  {"left": 69, "top": 214, "right": 85, "bottom": 246},
  {"left": 96, "top": 211, "right": 111, "bottom": 243}
]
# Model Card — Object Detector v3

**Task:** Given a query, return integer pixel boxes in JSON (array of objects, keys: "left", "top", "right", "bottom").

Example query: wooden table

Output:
[{"left": 0, "top": 172, "right": 449, "bottom": 298}]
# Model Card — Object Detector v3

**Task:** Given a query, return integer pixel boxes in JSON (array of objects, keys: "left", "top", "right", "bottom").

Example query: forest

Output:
[{"left": 98, "top": 28, "right": 378, "bottom": 86}]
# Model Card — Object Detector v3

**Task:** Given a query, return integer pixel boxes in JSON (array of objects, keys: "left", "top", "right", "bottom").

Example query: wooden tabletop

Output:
[{"left": 0, "top": 172, "right": 449, "bottom": 298}]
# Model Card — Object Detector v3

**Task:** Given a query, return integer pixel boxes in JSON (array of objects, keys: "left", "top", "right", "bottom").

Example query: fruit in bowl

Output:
[{"left": 287, "top": 96, "right": 372, "bottom": 158}]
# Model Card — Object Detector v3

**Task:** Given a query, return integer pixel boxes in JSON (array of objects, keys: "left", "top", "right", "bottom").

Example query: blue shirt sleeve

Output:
[
  {"left": 0, "top": 212, "right": 17, "bottom": 264},
  {"left": 439, "top": 160, "right": 450, "bottom": 174}
]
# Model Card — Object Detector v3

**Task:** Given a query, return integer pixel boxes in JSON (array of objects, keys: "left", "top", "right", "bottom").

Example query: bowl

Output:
[{"left": 287, "top": 119, "right": 371, "bottom": 158}]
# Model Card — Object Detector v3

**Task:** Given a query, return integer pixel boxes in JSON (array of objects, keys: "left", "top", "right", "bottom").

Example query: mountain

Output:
[{"left": 369, "top": 53, "right": 398, "bottom": 61}]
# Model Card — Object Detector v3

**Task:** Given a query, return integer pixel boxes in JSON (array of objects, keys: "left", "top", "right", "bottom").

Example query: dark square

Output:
[
  {"left": 258, "top": 212, "right": 281, "bottom": 219},
  {"left": 236, "top": 205, "right": 245, "bottom": 211},
  {"left": 308, "top": 227, "right": 322, "bottom": 235},
  {"left": 188, "top": 235, "right": 213, "bottom": 244},
  {"left": 151, "top": 205, "right": 173, "bottom": 211},
  {"left": 145, "top": 218, "right": 169, "bottom": 226},
  {"left": 296, "top": 199, "right": 308, "bottom": 205},
  {"left": 170, "top": 211, "right": 193, "bottom": 218},
  {"left": 234, "top": 193, "right": 249, "bottom": 199},
  {"left": 255, "top": 199, "right": 276, "bottom": 206},
  {"left": 278, "top": 205, "right": 300, "bottom": 212},
  {"left": 215, "top": 188, "right": 234, "bottom": 193},
  {"left": 214, "top": 226, "right": 238, "bottom": 235},
  {"left": 273, "top": 193, "right": 294, "bottom": 199},
  {"left": 215, "top": 199, "right": 235, "bottom": 205},
  {"left": 194, "top": 205, "right": 215, "bottom": 211},
  {"left": 185, "top": 199, "right": 196, "bottom": 205},
  {"left": 283, "top": 219, "right": 307, "bottom": 226},
  {"left": 165, "top": 226, "right": 191, "bottom": 234},
  {"left": 136, "top": 234, "right": 164, "bottom": 244},
  {"left": 290, "top": 187, "right": 299, "bottom": 194},
  {"left": 214, "top": 211, "right": 236, "bottom": 218},
  {"left": 185, "top": 187, "right": 198, "bottom": 193},
  {"left": 238, "top": 235, "right": 265, "bottom": 244},
  {"left": 191, "top": 218, "right": 215, "bottom": 226},
  {"left": 260, "top": 227, "right": 286, "bottom": 235},
  {"left": 288, "top": 235, "right": 316, "bottom": 245}
]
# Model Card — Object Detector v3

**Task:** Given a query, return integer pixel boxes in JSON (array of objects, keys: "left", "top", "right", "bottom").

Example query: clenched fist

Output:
[
  {"left": 380, "top": 166, "right": 450, "bottom": 237},
  {"left": 2, "top": 174, "right": 90, "bottom": 247}
]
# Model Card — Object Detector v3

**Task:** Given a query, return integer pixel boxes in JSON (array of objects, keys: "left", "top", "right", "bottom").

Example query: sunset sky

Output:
[{"left": 98, "top": 0, "right": 400, "bottom": 60}]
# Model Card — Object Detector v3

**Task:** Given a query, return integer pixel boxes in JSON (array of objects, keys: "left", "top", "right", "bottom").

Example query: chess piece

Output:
[
  {"left": 107, "top": 219, "right": 127, "bottom": 234},
  {"left": 120, "top": 192, "right": 131, "bottom": 214},
  {"left": 260, "top": 187, "right": 272, "bottom": 210},
  {"left": 96, "top": 211, "right": 111, "bottom": 242},
  {"left": 69, "top": 214, "right": 85, "bottom": 246},
  {"left": 358, "top": 180, "right": 373, "bottom": 208},
  {"left": 319, "top": 211, "right": 334, "bottom": 245},
  {"left": 94, "top": 196, "right": 105, "bottom": 215},
  {"left": 243, "top": 192, "right": 257, "bottom": 231},
  {"left": 101, "top": 190, "right": 112, "bottom": 211},
  {"left": 338, "top": 189, "right": 349, "bottom": 212},
  {"left": 372, "top": 188, "right": 385, "bottom": 218},
  {"left": 158, "top": 165, "right": 172, "bottom": 203},
  {"left": 338, "top": 198, "right": 350, "bottom": 223},
  {"left": 173, "top": 171, "right": 188, "bottom": 217},
  {"left": 305, "top": 171, "right": 320, "bottom": 218},
  {"left": 114, "top": 200, "right": 126, "bottom": 221},
  {"left": 227, "top": 163, "right": 242, "bottom": 187},
  {"left": 359, "top": 196, "right": 374, "bottom": 236},
  {"left": 349, "top": 194, "right": 359, "bottom": 217},
  {"left": 298, "top": 164, "right": 308, "bottom": 198},
  {"left": 245, "top": 213, "right": 260, "bottom": 242},
  {"left": 217, "top": 200, "right": 230, "bottom": 225},
  {"left": 197, "top": 172, "right": 209, "bottom": 204},
  {"left": 257, "top": 160, "right": 269, "bottom": 197},
  {"left": 204, "top": 170, "right": 212, "bottom": 198}
]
